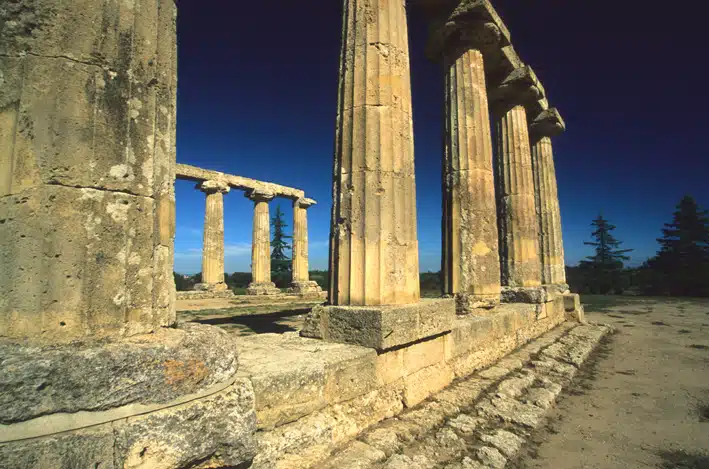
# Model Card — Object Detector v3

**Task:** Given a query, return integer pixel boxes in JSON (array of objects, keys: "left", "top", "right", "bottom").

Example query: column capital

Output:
[
  {"left": 489, "top": 65, "right": 547, "bottom": 117},
  {"left": 245, "top": 189, "right": 275, "bottom": 203},
  {"left": 425, "top": 0, "right": 510, "bottom": 63},
  {"left": 529, "top": 107, "right": 566, "bottom": 142},
  {"left": 197, "top": 179, "right": 230, "bottom": 194},
  {"left": 294, "top": 197, "right": 317, "bottom": 209}
]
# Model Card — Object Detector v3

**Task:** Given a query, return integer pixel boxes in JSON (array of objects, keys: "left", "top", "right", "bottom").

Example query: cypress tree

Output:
[
  {"left": 579, "top": 214, "right": 633, "bottom": 294},
  {"left": 647, "top": 196, "right": 709, "bottom": 296},
  {"left": 270, "top": 205, "right": 292, "bottom": 274}
]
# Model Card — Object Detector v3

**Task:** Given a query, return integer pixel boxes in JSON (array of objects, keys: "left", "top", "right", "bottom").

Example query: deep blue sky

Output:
[{"left": 174, "top": 1, "right": 709, "bottom": 274}]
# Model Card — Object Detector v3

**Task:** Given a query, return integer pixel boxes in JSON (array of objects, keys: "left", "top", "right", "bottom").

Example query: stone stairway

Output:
[{"left": 313, "top": 322, "right": 612, "bottom": 469}]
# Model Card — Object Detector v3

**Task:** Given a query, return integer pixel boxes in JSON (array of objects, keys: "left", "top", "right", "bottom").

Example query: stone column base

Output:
[
  {"left": 288, "top": 281, "right": 323, "bottom": 297},
  {"left": 454, "top": 293, "right": 500, "bottom": 316},
  {"left": 301, "top": 298, "right": 455, "bottom": 351},
  {"left": 0, "top": 323, "right": 257, "bottom": 467},
  {"left": 195, "top": 282, "right": 230, "bottom": 292},
  {"left": 246, "top": 282, "right": 282, "bottom": 296}
]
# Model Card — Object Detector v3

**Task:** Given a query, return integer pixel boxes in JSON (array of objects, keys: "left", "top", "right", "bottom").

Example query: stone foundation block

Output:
[
  {"left": 0, "top": 323, "right": 239, "bottom": 425},
  {"left": 176, "top": 290, "right": 235, "bottom": 300},
  {"left": 501, "top": 286, "right": 548, "bottom": 304},
  {"left": 563, "top": 293, "right": 585, "bottom": 323},
  {"left": 403, "top": 362, "right": 454, "bottom": 408},
  {"left": 455, "top": 293, "right": 500, "bottom": 315},
  {"left": 195, "top": 282, "right": 229, "bottom": 292},
  {"left": 0, "top": 379, "right": 257, "bottom": 469},
  {"left": 247, "top": 282, "right": 282, "bottom": 296},
  {"left": 301, "top": 299, "right": 455, "bottom": 350}
]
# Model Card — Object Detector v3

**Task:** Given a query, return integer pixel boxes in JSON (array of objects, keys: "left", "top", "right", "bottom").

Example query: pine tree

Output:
[
  {"left": 647, "top": 196, "right": 709, "bottom": 296},
  {"left": 579, "top": 214, "right": 633, "bottom": 294},
  {"left": 270, "top": 205, "right": 292, "bottom": 274}
]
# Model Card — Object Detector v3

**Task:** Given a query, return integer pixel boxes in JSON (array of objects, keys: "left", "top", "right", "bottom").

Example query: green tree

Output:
[
  {"left": 271, "top": 205, "right": 292, "bottom": 275},
  {"left": 646, "top": 196, "right": 709, "bottom": 296},
  {"left": 579, "top": 214, "right": 633, "bottom": 294}
]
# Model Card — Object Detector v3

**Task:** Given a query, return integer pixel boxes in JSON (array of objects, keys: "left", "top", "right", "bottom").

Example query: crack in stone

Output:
[
  {"left": 0, "top": 52, "right": 115, "bottom": 73},
  {"left": 44, "top": 181, "right": 153, "bottom": 200}
]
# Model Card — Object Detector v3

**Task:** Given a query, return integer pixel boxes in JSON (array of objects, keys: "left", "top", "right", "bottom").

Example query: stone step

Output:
[{"left": 314, "top": 322, "right": 612, "bottom": 469}]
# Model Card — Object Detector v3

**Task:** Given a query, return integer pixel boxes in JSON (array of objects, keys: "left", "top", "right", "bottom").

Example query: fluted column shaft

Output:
[
  {"left": 199, "top": 181, "right": 229, "bottom": 290},
  {"left": 292, "top": 201, "right": 311, "bottom": 283},
  {"left": 251, "top": 198, "right": 271, "bottom": 284},
  {"left": 329, "top": 0, "right": 420, "bottom": 306},
  {"left": 532, "top": 137, "right": 566, "bottom": 284},
  {"left": 442, "top": 49, "right": 501, "bottom": 307},
  {"left": 495, "top": 105, "right": 541, "bottom": 287}
]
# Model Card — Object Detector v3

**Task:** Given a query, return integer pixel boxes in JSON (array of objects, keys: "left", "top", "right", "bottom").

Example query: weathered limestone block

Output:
[
  {"left": 0, "top": 323, "right": 238, "bottom": 427},
  {"left": 563, "top": 293, "right": 585, "bottom": 323},
  {"left": 530, "top": 109, "right": 567, "bottom": 285},
  {"left": 303, "top": 299, "right": 455, "bottom": 351},
  {"left": 0, "top": 0, "right": 177, "bottom": 342},
  {"left": 494, "top": 104, "right": 542, "bottom": 288},
  {"left": 0, "top": 378, "right": 257, "bottom": 469},
  {"left": 441, "top": 48, "right": 501, "bottom": 313},
  {"left": 329, "top": 0, "right": 420, "bottom": 306},
  {"left": 195, "top": 179, "right": 230, "bottom": 292},
  {"left": 246, "top": 190, "right": 280, "bottom": 296}
]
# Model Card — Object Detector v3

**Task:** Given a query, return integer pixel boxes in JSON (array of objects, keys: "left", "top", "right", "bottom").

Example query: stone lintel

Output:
[
  {"left": 489, "top": 65, "right": 546, "bottom": 115},
  {"left": 301, "top": 299, "right": 456, "bottom": 351},
  {"left": 245, "top": 189, "right": 275, "bottom": 203},
  {"left": 529, "top": 107, "right": 566, "bottom": 142},
  {"left": 198, "top": 179, "right": 230, "bottom": 194},
  {"left": 426, "top": 0, "right": 511, "bottom": 63},
  {"left": 176, "top": 163, "right": 307, "bottom": 201}
]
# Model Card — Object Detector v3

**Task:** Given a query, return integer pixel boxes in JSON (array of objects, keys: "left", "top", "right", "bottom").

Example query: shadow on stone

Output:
[{"left": 190, "top": 309, "right": 310, "bottom": 334}]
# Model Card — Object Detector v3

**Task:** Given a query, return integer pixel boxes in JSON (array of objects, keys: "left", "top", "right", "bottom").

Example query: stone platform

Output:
[{"left": 234, "top": 296, "right": 584, "bottom": 469}]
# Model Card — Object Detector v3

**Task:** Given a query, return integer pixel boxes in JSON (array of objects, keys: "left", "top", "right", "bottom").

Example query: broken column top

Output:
[
  {"left": 489, "top": 64, "right": 548, "bottom": 116},
  {"left": 295, "top": 197, "right": 317, "bottom": 208},
  {"left": 198, "top": 179, "right": 231, "bottom": 194}
]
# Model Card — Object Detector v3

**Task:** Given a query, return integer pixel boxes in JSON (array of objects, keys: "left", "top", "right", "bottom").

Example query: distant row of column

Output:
[
  {"left": 194, "top": 181, "right": 319, "bottom": 296},
  {"left": 329, "top": 0, "right": 567, "bottom": 310}
]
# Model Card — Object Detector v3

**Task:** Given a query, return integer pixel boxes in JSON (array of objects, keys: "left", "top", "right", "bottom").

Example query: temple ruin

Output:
[
  {"left": 173, "top": 164, "right": 322, "bottom": 299},
  {"left": 0, "top": 1, "right": 605, "bottom": 468}
]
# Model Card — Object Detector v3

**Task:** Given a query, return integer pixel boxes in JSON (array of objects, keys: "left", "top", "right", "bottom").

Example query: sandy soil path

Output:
[{"left": 513, "top": 297, "right": 709, "bottom": 469}]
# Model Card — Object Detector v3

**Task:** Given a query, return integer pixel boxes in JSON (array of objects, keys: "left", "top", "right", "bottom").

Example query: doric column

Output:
[
  {"left": 530, "top": 108, "right": 567, "bottom": 286},
  {"left": 441, "top": 47, "right": 501, "bottom": 313},
  {"left": 0, "top": 0, "right": 177, "bottom": 342},
  {"left": 329, "top": 0, "right": 420, "bottom": 306},
  {"left": 289, "top": 198, "right": 322, "bottom": 296},
  {"left": 489, "top": 66, "right": 547, "bottom": 290},
  {"left": 246, "top": 190, "right": 280, "bottom": 296},
  {"left": 195, "top": 180, "right": 230, "bottom": 292}
]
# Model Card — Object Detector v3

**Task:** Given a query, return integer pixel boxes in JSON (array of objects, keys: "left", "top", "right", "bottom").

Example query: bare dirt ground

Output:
[{"left": 513, "top": 296, "right": 709, "bottom": 469}]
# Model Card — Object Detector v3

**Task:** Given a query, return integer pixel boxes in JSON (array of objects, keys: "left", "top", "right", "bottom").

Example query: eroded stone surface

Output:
[
  {"left": 0, "top": 323, "right": 238, "bottom": 425},
  {"left": 0, "top": 378, "right": 257, "bottom": 469}
]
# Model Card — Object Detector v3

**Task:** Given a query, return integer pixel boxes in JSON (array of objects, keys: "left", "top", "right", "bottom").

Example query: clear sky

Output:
[{"left": 173, "top": 1, "right": 709, "bottom": 275}]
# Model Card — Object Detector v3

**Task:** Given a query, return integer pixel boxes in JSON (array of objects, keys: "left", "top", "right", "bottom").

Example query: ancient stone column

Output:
[
  {"left": 195, "top": 180, "right": 230, "bottom": 292},
  {"left": 495, "top": 105, "right": 541, "bottom": 288},
  {"left": 530, "top": 108, "right": 567, "bottom": 286},
  {"left": 0, "top": 0, "right": 178, "bottom": 342},
  {"left": 246, "top": 190, "right": 280, "bottom": 296},
  {"left": 289, "top": 198, "right": 323, "bottom": 296},
  {"left": 328, "top": 0, "right": 420, "bottom": 306},
  {"left": 441, "top": 48, "right": 501, "bottom": 313}
]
